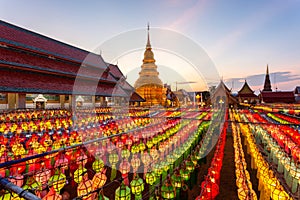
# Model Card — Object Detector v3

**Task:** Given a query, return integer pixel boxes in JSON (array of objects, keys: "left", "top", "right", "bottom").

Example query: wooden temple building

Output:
[
  {"left": 236, "top": 80, "right": 258, "bottom": 104},
  {"left": 0, "top": 20, "right": 143, "bottom": 109}
]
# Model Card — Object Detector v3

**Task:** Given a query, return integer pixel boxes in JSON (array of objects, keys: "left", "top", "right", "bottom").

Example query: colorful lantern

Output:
[
  {"left": 48, "top": 172, "right": 66, "bottom": 194},
  {"left": 92, "top": 159, "right": 104, "bottom": 173},
  {"left": 115, "top": 182, "right": 131, "bottom": 200},
  {"left": 130, "top": 174, "right": 144, "bottom": 200},
  {"left": 74, "top": 167, "right": 88, "bottom": 184},
  {"left": 130, "top": 154, "right": 140, "bottom": 173},
  {"left": 119, "top": 159, "right": 131, "bottom": 185},
  {"left": 92, "top": 168, "right": 107, "bottom": 190},
  {"left": 109, "top": 153, "right": 119, "bottom": 181},
  {"left": 77, "top": 171, "right": 94, "bottom": 200},
  {"left": 161, "top": 176, "right": 176, "bottom": 199}
]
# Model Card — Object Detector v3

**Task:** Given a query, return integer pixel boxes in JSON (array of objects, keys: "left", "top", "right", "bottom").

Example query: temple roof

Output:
[
  {"left": 294, "top": 86, "right": 300, "bottom": 94},
  {"left": 0, "top": 20, "right": 131, "bottom": 97},
  {"left": 238, "top": 80, "right": 254, "bottom": 94},
  {"left": 237, "top": 80, "right": 257, "bottom": 98},
  {"left": 0, "top": 20, "right": 103, "bottom": 67},
  {"left": 260, "top": 91, "right": 295, "bottom": 103},
  {"left": 130, "top": 92, "right": 145, "bottom": 102}
]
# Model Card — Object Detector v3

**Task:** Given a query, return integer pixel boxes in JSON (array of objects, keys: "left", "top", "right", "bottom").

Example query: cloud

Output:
[
  {"left": 224, "top": 71, "right": 300, "bottom": 93},
  {"left": 167, "top": 0, "right": 208, "bottom": 31}
]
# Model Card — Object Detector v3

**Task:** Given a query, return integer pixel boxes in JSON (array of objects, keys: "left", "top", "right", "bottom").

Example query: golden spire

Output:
[
  {"left": 146, "top": 22, "right": 151, "bottom": 49},
  {"left": 143, "top": 23, "right": 155, "bottom": 64}
]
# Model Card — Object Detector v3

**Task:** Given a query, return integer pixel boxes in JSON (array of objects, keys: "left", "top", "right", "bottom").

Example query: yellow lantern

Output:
[
  {"left": 77, "top": 172, "right": 94, "bottom": 200},
  {"left": 48, "top": 172, "right": 66, "bottom": 194},
  {"left": 74, "top": 167, "right": 88, "bottom": 184},
  {"left": 92, "top": 168, "right": 107, "bottom": 190}
]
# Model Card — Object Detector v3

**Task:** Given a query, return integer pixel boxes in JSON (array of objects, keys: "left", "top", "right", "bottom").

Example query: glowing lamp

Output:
[
  {"left": 119, "top": 160, "right": 131, "bottom": 185},
  {"left": 130, "top": 174, "right": 144, "bottom": 200},
  {"left": 34, "top": 168, "right": 51, "bottom": 186},
  {"left": 161, "top": 176, "right": 176, "bottom": 199},
  {"left": 48, "top": 172, "right": 66, "bottom": 193},
  {"left": 92, "top": 159, "right": 104, "bottom": 173},
  {"left": 121, "top": 149, "right": 130, "bottom": 160},
  {"left": 145, "top": 172, "right": 156, "bottom": 185},
  {"left": 115, "top": 182, "right": 131, "bottom": 200},
  {"left": 92, "top": 168, "right": 107, "bottom": 189},
  {"left": 171, "top": 172, "right": 182, "bottom": 188},
  {"left": 77, "top": 172, "right": 94, "bottom": 200},
  {"left": 271, "top": 187, "right": 290, "bottom": 200},
  {"left": 185, "top": 160, "right": 194, "bottom": 173},
  {"left": 74, "top": 167, "right": 88, "bottom": 184},
  {"left": 131, "top": 155, "right": 141, "bottom": 172},
  {"left": 119, "top": 160, "right": 131, "bottom": 175},
  {"left": 180, "top": 168, "right": 190, "bottom": 181}
]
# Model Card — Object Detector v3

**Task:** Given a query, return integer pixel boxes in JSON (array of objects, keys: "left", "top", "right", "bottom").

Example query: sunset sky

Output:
[{"left": 1, "top": 0, "right": 300, "bottom": 93}]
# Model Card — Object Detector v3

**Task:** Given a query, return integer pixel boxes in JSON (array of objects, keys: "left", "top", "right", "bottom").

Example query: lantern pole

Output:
[{"left": 0, "top": 176, "right": 41, "bottom": 200}]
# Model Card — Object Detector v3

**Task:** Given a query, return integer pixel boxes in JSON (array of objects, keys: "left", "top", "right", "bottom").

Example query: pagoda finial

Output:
[
  {"left": 146, "top": 23, "right": 151, "bottom": 48},
  {"left": 263, "top": 64, "right": 272, "bottom": 91}
]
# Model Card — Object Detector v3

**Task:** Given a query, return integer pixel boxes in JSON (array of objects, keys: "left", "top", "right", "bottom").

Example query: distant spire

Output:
[
  {"left": 263, "top": 64, "right": 272, "bottom": 91},
  {"left": 146, "top": 22, "right": 151, "bottom": 49}
]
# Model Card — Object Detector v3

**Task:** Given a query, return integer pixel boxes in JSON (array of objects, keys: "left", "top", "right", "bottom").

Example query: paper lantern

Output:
[
  {"left": 92, "top": 159, "right": 104, "bottom": 173},
  {"left": 161, "top": 176, "right": 176, "bottom": 199},
  {"left": 145, "top": 172, "right": 156, "bottom": 185},
  {"left": 180, "top": 168, "right": 190, "bottom": 181},
  {"left": 115, "top": 182, "right": 131, "bottom": 200},
  {"left": 171, "top": 170, "right": 182, "bottom": 188},
  {"left": 34, "top": 168, "right": 51, "bottom": 186},
  {"left": 77, "top": 172, "right": 94, "bottom": 200},
  {"left": 92, "top": 168, "right": 107, "bottom": 189},
  {"left": 23, "top": 176, "right": 42, "bottom": 197},
  {"left": 130, "top": 174, "right": 144, "bottom": 200},
  {"left": 74, "top": 167, "right": 88, "bottom": 184},
  {"left": 121, "top": 149, "right": 130, "bottom": 160},
  {"left": 48, "top": 172, "right": 66, "bottom": 193},
  {"left": 131, "top": 154, "right": 140, "bottom": 172}
]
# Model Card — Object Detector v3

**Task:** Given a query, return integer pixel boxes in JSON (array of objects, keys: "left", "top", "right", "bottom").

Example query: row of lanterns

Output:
[
  {"left": 231, "top": 110, "right": 257, "bottom": 200},
  {"left": 0, "top": 109, "right": 211, "bottom": 199},
  {"left": 195, "top": 110, "right": 228, "bottom": 200},
  {"left": 235, "top": 110, "right": 293, "bottom": 199}
]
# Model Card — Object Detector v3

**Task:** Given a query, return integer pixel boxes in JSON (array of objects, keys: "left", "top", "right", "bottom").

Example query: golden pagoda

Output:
[{"left": 134, "top": 25, "right": 165, "bottom": 106}]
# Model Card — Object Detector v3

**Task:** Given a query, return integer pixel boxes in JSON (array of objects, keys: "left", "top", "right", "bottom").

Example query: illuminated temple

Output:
[{"left": 134, "top": 26, "right": 165, "bottom": 107}]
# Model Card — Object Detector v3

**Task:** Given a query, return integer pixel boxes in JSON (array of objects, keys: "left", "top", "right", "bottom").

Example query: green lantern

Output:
[
  {"left": 48, "top": 171, "right": 66, "bottom": 193},
  {"left": 180, "top": 168, "right": 190, "bottom": 181},
  {"left": 121, "top": 149, "right": 130, "bottom": 160},
  {"left": 109, "top": 153, "right": 119, "bottom": 181},
  {"left": 92, "top": 159, "right": 104, "bottom": 173},
  {"left": 22, "top": 176, "right": 42, "bottom": 195},
  {"left": 131, "top": 145, "right": 139, "bottom": 154},
  {"left": 115, "top": 182, "right": 131, "bottom": 200},
  {"left": 161, "top": 176, "right": 175, "bottom": 199},
  {"left": 146, "top": 172, "right": 156, "bottom": 200},
  {"left": 74, "top": 166, "right": 88, "bottom": 184},
  {"left": 130, "top": 174, "right": 144, "bottom": 200},
  {"left": 185, "top": 160, "right": 195, "bottom": 173},
  {"left": 171, "top": 173, "right": 182, "bottom": 188},
  {"left": 146, "top": 172, "right": 156, "bottom": 185}
]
